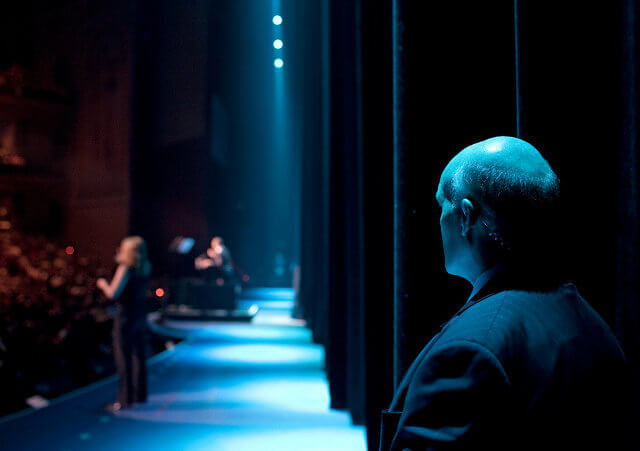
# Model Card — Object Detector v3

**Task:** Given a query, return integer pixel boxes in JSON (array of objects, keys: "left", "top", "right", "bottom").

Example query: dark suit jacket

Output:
[{"left": 381, "top": 266, "right": 630, "bottom": 450}]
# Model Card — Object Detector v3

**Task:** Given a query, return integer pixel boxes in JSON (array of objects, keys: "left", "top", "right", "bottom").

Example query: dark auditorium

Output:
[{"left": 0, "top": 1, "right": 638, "bottom": 450}]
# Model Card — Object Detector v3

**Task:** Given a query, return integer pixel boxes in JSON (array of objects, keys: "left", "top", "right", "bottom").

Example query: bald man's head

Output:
[
  {"left": 440, "top": 136, "right": 558, "bottom": 208},
  {"left": 436, "top": 136, "right": 560, "bottom": 279}
]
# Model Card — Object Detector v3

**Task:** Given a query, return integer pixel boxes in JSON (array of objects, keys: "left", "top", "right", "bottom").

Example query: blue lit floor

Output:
[{"left": 0, "top": 289, "right": 366, "bottom": 450}]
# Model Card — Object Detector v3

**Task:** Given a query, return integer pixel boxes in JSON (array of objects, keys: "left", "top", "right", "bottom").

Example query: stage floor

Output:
[{"left": 0, "top": 289, "right": 366, "bottom": 450}]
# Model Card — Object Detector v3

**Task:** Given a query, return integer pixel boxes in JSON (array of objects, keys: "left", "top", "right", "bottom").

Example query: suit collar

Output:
[
  {"left": 448, "top": 264, "right": 507, "bottom": 317},
  {"left": 467, "top": 264, "right": 506, "bottom": 303},
  {"left": 459, "top": 260, "right": 565, "bottom": 316}
]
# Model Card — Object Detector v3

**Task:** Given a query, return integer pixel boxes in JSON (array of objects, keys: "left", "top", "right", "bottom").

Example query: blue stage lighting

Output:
[
  {"left": 206, "top": 344, "right": 322, "bottom": 365},
  {"left": 273, "top": 15, "right": 282, "bottom": 25},
  {"left": 274, "top": 58, "right": 284, "bottom": 68},
  {"left": 273, "top": 39, "right": 283, "bottom": 49}
]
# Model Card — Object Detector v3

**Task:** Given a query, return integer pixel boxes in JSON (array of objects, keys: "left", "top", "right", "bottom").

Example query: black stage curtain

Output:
[
  {"left": 359, "top": 0, "right": 396, "bottom": 441},
  {"left": 516, "top": 2, "right": 639, "bottom": 424},
  {"left": 617, "top": 0, "right": 640, "bottom": 426},
  {"left": 295, "top": 1, "right": 330, "bottom": 348},
  {"left": 299, "top": 0, "right": 640, "bottom": 449},
  {"left": 297, "top": 0, "right": 395, "bottom": 444}
]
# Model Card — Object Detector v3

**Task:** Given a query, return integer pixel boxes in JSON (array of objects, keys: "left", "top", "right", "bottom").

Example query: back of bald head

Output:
[{"left": 442, "top": 136, "right": 560, "bottom": 254}]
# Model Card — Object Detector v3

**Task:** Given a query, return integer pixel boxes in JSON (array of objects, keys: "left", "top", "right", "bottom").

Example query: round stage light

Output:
[
  {"left": 65, "top": 246, "right": 75, "bottom": 255},
  {"left": 155, "top": 288, "right": 165, "bottom": 298},
  {"left": 274, "top": 58, "right": 284, "bottom": 68},
  {"left": 273, "top": 15, "right": 282, "bottom": 25},
  {"left": 273, "top": 39, "right": 283, "bottom": 49}
]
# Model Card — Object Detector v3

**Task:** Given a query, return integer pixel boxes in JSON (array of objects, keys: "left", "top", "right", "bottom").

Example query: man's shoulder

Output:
[
  {"left": 436, "top": 284, "right": 578, "bottom": 352},
  {"left": 440, "top": 291, "right": 517, "bottom": 339}
]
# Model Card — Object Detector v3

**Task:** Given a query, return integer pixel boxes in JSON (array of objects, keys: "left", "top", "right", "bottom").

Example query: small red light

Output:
[
  {"left": 155, "top": 288, "right": 165, "bottom": 298},
  {"left": 242, "top": 275, "right": 250, "bottom": 282},
  {"left": 65, "top": 246, "right": 75, "bottom": 255},
  {"left": 216, "top": 278, "right": 224, "bottom": 286}
]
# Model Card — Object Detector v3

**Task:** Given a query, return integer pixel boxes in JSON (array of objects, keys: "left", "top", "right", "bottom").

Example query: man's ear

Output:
[{"left": 460, "top": 198, "right": 475, "bottom": 237}]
